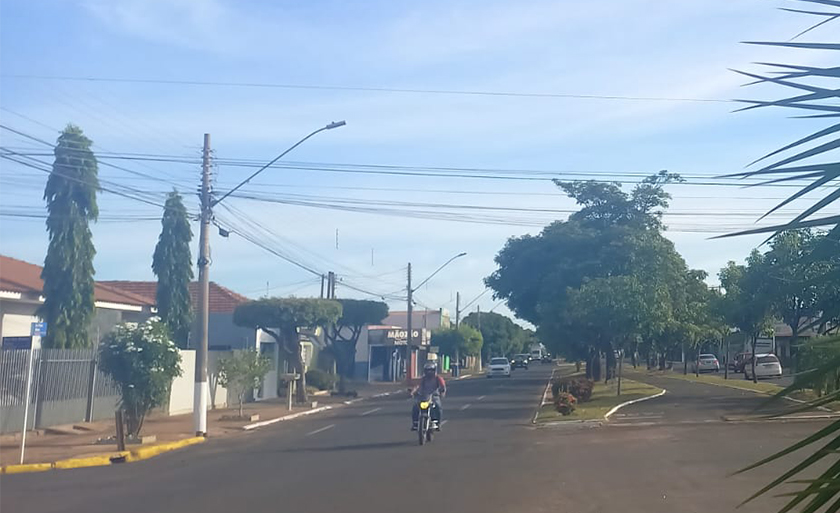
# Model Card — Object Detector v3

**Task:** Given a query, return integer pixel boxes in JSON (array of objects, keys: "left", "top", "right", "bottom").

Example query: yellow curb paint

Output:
[
  {"left": 1, "top": 437, "right": 206, "bottom": 475},
  {"left": 129, "top": 436, "right": 206, "bottom": 461},
  {"left": 54, "top": 454, "right": 114, "bottom": 470},
  {"left": 2, "top": 462, "right": 54, "bottom": 474}
]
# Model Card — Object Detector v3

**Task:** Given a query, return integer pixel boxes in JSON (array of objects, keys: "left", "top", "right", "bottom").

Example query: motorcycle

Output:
[{"left": 416, "top": 394, "right": 436, "bottom": 446}]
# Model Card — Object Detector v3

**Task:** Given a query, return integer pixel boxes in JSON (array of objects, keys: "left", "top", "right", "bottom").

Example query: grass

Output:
[{"left": 536, "top": 377, "right": 664, "bottom": 423}]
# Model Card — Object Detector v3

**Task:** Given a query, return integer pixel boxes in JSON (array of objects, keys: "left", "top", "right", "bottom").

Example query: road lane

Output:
[{"left": 2, "top": 364, "right": 825, "bottom": 513}]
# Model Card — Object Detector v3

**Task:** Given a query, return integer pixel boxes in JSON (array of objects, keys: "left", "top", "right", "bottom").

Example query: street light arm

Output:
[
  {"left": 212, "top": 120, "right": 346, "bottom": 206},
  {"left": 413, "top": 252, "right": 467, "bottom": 292}
]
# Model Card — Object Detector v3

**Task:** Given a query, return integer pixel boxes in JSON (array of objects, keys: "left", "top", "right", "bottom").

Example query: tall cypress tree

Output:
[
  {"left": 39, "top": 124, "right": 99, "bottom": 349},
  {"left": 152, "top": 190, "right": 193, "bottom": 347}
]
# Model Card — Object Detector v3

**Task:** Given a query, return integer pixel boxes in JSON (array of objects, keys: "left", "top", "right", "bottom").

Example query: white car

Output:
[
  {"left": 744, "top": 354, "right": 783, "bottom": 379},
  {"left": 691, "top": 354, "right": 720, "bottom": 373},
  {"left": 487, "top": 357, "right": 512, "bottom": 378}
]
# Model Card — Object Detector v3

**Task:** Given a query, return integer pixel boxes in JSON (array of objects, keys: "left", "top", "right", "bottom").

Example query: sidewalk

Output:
[{"left": 1, "top": 380, "right": 407, "bottom": 467}]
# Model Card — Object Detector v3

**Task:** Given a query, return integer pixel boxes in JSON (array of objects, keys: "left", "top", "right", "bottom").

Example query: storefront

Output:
[{"left": 364, "top": 326, "right": 430, "bottom": 382}]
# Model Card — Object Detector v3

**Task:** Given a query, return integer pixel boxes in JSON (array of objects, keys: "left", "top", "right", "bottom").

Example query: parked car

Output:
[
  {"left": 511, "top": 354, "right": 530, "bottom": 369},
  {"left": 744, "top": 354, "right": 783, "bottom": 380},
  {"left": 541, "top": 354, "right": 552, "bottom": 363},
  {"left": 691, "top": 354, "right": 720, "bottom": 373},
  {"left": 732, "top": 352, "right": 751, "bottom": 373},
  {"left": 487, "top": 357, "right": 512, "bottom": 378}
]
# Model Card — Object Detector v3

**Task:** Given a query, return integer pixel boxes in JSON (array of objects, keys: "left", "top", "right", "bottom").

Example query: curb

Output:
[
  {"left": 532, "top": 369, "right": 558, "bottom": 424},
  {"left": 1, "top": 436, "right": 206, "bottom": 475},
  {"left": 604, "top": 389, "right": 667, "bottom": 420}
]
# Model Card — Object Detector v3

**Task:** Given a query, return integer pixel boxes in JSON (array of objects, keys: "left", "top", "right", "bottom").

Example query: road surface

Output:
[{"left": 1, "top": 365, "right": 829, "bottom": 513}]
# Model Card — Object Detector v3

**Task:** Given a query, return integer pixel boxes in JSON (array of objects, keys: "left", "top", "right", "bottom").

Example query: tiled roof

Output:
[
  {"left": 0, "top": 255, "right": 155, "bottom": 307},
  {"left": 98, "top": 281, "right": 249, "bottom": 313}
]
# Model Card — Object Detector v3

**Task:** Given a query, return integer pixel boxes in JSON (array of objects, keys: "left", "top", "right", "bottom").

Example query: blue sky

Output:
[{"left": 1, "top": 0, "right": 837, "bottom": 321}]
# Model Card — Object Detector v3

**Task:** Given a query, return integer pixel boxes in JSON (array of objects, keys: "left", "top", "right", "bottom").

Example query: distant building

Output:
[{"left": 384, "top": 308, "right": 451, "bottom": 331}]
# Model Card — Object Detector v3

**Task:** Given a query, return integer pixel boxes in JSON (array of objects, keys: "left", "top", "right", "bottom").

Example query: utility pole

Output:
[
  {"left": 455, "top": 292, "right": 460, "bottom": 328},
  {"left": 327, "top": 271, "right": 336, "bottom": 299},
  {"left": 476, "top": 304, "right": 481, "bottom": 371},
  {"left": 406, "top": 263, "right": 413, "bottom": 381},
  {"left": 320, "top": 274, "right": 325, "bottom": 299},
  {"left": 194, "top": 133, "right": 211, "bottom": 437}
]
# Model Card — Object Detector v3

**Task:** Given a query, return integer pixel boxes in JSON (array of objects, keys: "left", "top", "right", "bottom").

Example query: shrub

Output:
[
  {"left": 554, "top": 392, "right": 577, "bottom": 415},
  {"left": 305, "top": 369, "right": 337, "bottom": 390},
  {"left": 552, "top": 376, "right": 594, "bottom": 403},
  {"left": 99, "top": 318, "right": 182, "bottom": 437},
  {"left": 217, "top": 350, "right": 272, "bottom": 417}
]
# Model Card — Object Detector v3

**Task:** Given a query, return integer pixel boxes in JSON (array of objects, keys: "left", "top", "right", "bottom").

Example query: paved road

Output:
[{"left": 1, "top": 365, "right": 828, "bottom": 513}]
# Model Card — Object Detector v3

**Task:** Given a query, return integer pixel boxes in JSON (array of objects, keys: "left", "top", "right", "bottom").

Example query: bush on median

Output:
[
  {"left": 552, "top": 376, "right": 594, "bottom": 402},
  {"left": 554, "top": 392, "right": 577, "bottom": 415}
]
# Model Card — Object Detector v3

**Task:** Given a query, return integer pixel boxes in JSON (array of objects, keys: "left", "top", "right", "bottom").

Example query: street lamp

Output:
[
  {"left": 193, "top": 120, "right": 346, "bottom": 436},
  {"left": 406, "top": 252, "right": 466, "bottom": 380}
]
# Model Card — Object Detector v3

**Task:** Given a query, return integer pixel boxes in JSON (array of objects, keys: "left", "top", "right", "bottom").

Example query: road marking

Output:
[
  {"left": 460, "top": 404, "right": 471, "bottom": 411},
  {"left": 441, "top": 420, "right": 449, "bottom": 426},
  {"left": 477, "top": 395, "right": 486, "bottom": 401},
  {"left": 242, "top": 405, "right": 333, "bottom": 430},
  {"left": 604, "top": 389, "right": 667, "bottom": 420},
  {"left": 360, "top": 407, "right": 382, "bottom": 416},
  {"left": 305, "top": 424, "right": 336, "bottom": 436}
]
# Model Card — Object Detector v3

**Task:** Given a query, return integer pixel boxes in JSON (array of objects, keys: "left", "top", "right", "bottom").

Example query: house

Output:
[
  {"left": 0, "top": 255, "right": 155, "bottom": 346},
  {"left": 353, "top": 324, "right": 432, "bottom": 382},
  {"left": 100, "top": 281, "right": 324, "bottom": 400},
  {"left": 98, "top": 281, "right": 256, "bottom": 350}
]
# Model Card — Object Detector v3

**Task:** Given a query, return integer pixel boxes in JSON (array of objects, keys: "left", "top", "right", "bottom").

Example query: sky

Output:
[{"left": 0, "top": 0, "right": 837, "bottom": 324}]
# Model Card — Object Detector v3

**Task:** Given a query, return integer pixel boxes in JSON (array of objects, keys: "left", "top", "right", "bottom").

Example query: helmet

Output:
[{"left": 423, "top": 362, "right": 437, "bottom": 375}]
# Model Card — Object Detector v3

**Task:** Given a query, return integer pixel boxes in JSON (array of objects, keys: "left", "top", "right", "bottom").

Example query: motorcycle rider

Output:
[{"left": 411, "top": 361, "right": 446, "bottom": 431}]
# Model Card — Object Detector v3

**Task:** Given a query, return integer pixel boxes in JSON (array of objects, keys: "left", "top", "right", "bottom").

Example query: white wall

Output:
[{"left": 168, "top": 350, "right": 197, "bottom": 415}]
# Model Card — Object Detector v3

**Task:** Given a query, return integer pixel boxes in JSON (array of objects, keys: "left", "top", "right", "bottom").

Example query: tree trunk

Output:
[
  {"left": 751, "top": 334, "right": 758, "bottom": 384},
  {"left": 591, "top": 350, "right": 602, "bottom": 382},
  {"left": 683, "top": 344, "right": 688, "bottom": 375},
  {"left": 658, "top": 353, "right": 666, "bottom": 370},
  {"left": 605, "top": 346, "right": 616, "bottom": 383},
  {"left": 294, "top": 343, "right": 307, "bottom": 404},
  {"left": 575, "top": 360, "right": 582, "bottom": 373},
  {"left": 695, "top": 345, "right": 700, "bottom": 377},
  {"left": 238, "top": 393, "right": 244, "bottom": 418},
  {"left": 631, "top": 350, "right": 637, "bottom": 369}
]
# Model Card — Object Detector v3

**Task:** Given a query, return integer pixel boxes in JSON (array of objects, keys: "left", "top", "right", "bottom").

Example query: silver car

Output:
[{"left": 691, "top": 354, "right": 720, "bottom": 373}]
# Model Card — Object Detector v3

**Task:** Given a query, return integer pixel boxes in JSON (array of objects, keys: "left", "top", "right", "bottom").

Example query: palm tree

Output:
[{"left": 729, "top": 3, "right": 840, "bottom": 511}]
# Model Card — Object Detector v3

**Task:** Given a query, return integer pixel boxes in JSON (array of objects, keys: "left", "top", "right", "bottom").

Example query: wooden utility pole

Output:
[{"left": 455, "top": 292, "right": 460, "bottom": 328}]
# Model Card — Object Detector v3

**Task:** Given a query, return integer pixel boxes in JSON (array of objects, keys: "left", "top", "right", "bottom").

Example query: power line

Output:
[{"left": 1, "top": 74, "right": 732, "bottom": 103}]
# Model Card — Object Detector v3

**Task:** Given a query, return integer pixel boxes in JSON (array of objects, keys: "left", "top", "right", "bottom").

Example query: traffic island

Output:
[{"left": 534, "top": 378, "right": 664, "bottom": 425}]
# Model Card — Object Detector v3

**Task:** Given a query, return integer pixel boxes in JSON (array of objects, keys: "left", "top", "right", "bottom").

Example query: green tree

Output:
[
  {"left": 217, "top": 350, "right": 272, "bottom": 418},
  {"left": 152, "top": 190, "right": 193, "bottom": 348},
  {"left": 99, "top": 318, "right": 182, "bottom": 437},
  {"left": 461, "top": 311, "right": 524, "bottom": 359},
  {"left": 234, "top": 298, "right": 341, "bottom": 403},
  {"left": 39, "top": 124, "right": 99, "bottom": 349},
  {"left": 324, "top": 299, "right": 388, "bottom": 390},
  {"left": 432, "top": 325, "right": 483, "bottom": 367}
]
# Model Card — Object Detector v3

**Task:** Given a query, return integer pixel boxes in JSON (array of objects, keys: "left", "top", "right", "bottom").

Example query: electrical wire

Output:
[{"left": 1, "top": 74, "right": 733, "bottom": 103}]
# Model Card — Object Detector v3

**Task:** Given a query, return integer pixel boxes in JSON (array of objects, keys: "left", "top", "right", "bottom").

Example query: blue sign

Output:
[{"left": 30, "top": 322, "right": 47, "bottom": 337}]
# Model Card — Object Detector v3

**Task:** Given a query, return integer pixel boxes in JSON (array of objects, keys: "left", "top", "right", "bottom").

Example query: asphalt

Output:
[{"left": 1, "top": 364, "right": 831, "bottom": 513}]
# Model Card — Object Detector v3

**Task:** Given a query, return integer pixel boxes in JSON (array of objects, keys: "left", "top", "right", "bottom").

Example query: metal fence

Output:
[{"left": 0, "top": 348, "right": 121, "bottom": 434}]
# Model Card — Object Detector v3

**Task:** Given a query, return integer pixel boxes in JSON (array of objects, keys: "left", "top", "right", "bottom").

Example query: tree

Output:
[
  {"left": 99, "top": 318, "right": 182, "bottom": 437},
  {"left": 152, "top": 190, "right": 193, "bottom": 348},
  {"left": 461, "top": 311, "right": 524, "bottom": 359},
  {"left": 234, "top": 298, "right": 341, "bottom": 403},
  {"left": 217, "top": 350, "right": 272, "bottom": 418},
  {"left": 324, "top": 299, "right": 388, "bottom": 390},
  {"left": 718, "top": 254, "right": 774, "bottom": 383},
  {"left": 39, "top": 124, "right": 99, "bottom": 348},
  {"left": 432, "top": 325, "right": 483, "bottom": 367}
]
